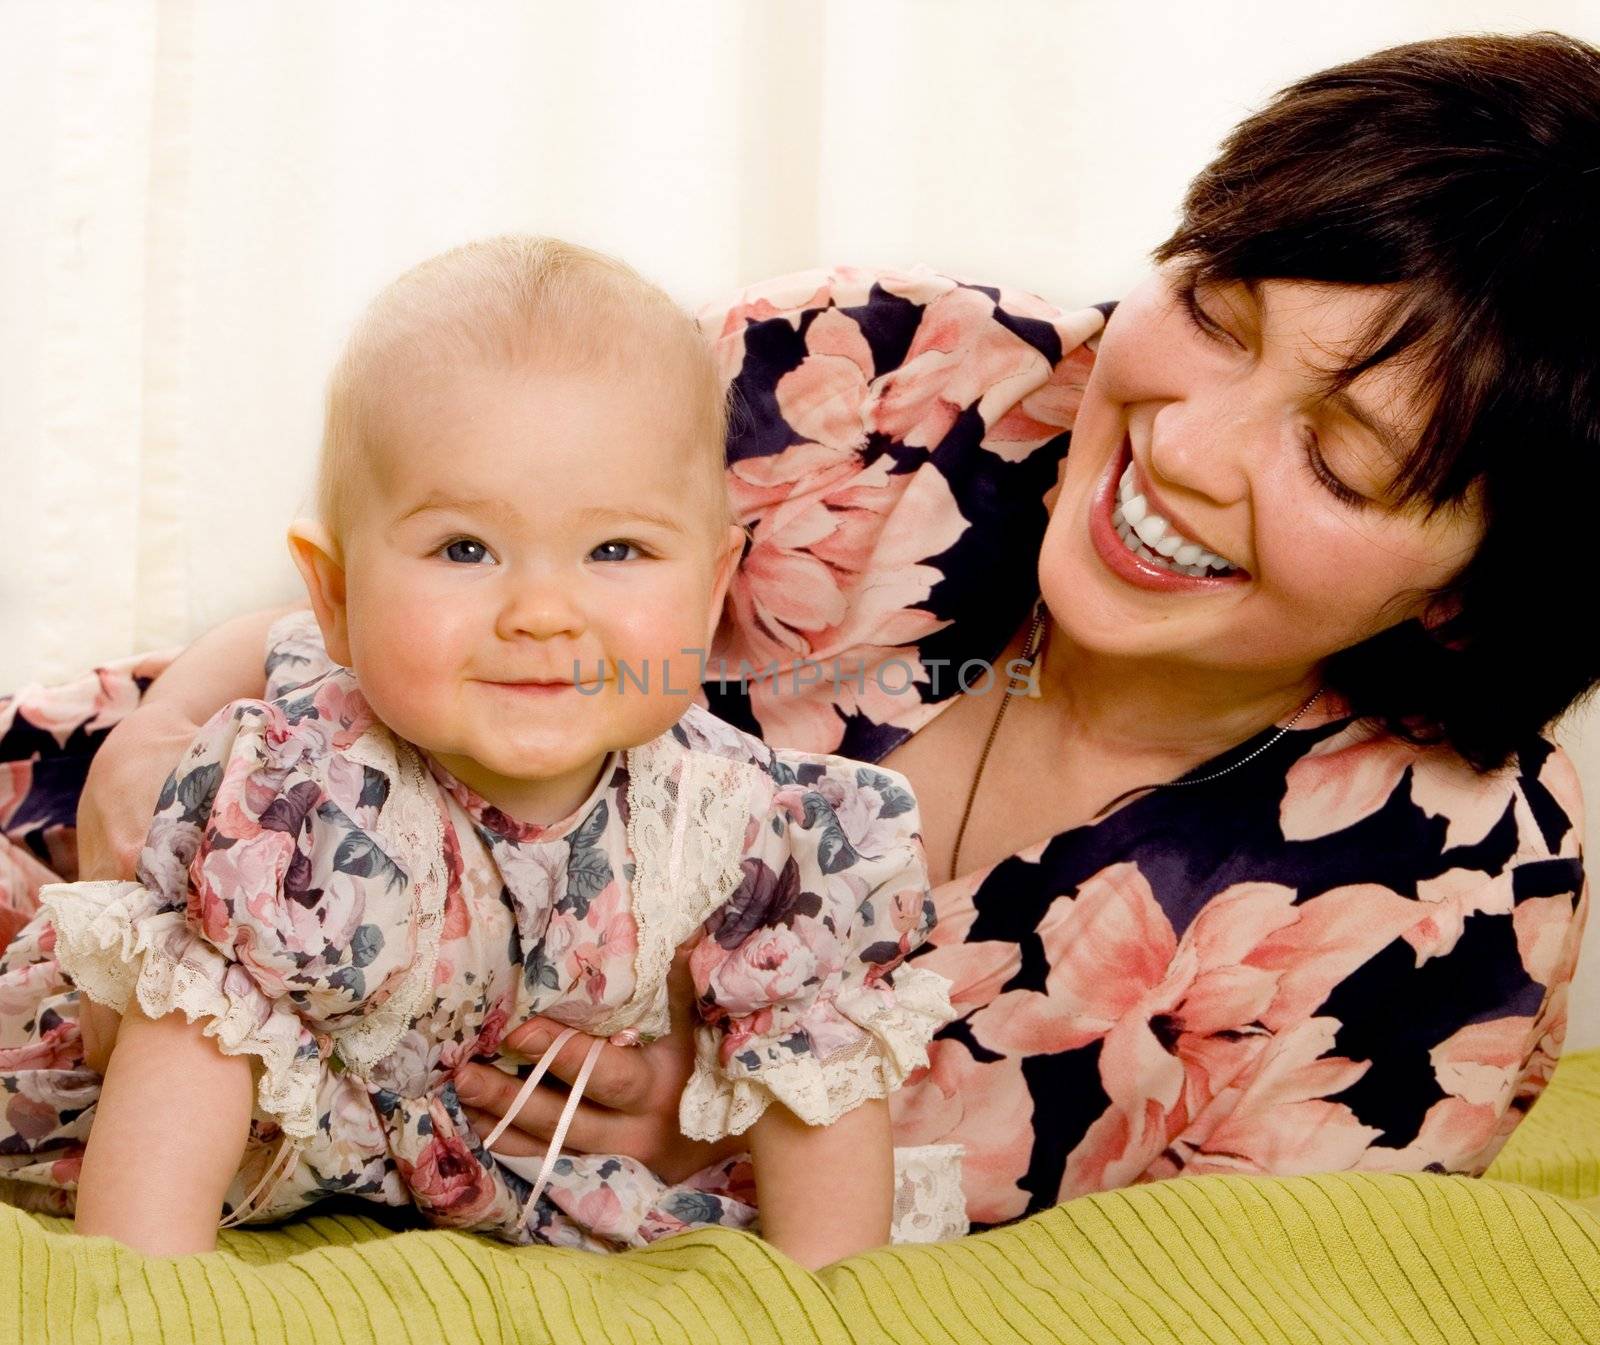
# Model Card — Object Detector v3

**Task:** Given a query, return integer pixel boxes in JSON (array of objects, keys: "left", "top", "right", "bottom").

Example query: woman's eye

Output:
[
  {"left": 440, "top": 538, "right": 493, "bottom": 565},
  {"left": 590, "top": 540, "right": 642, "bottom": 563},
  {"left": 1300, "top": 431, "right": 1369, "bottom": 509},
  {"left": 1180, "top": 282, "right": 1241, "bottom": 348}
]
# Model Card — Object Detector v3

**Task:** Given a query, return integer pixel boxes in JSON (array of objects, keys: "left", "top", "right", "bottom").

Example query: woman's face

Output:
[{"left": 1040, "top": 263, "right": 1483, "bottom": 683}]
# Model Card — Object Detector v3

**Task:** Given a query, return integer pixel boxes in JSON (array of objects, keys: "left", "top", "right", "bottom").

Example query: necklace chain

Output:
[{"left": 947, "top": 596, "right": 1326, "bottom": 880}]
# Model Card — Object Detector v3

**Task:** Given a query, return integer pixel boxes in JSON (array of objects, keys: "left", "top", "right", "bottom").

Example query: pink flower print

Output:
[
  {"left": 320, "top": 752, "right": 372, "bottom": 825},
  {"left": 1247, "top": 882, "right": 1440, "bottom": 1029},
  {"left": 572, "top": 1180, "right": 625, "bottom": 1238},
  {"left": 1400, "top": 867, "right": 1514, "bottom": 965},
  {"left": 1279, "top": 728, "right": 1518, "bottom": 847},
  {"left": 567, "top": 900, "right": 637, "bottom": 1007},
  {"left": 969, "top": 863, "right": 1187, "bottom": 1058},
  {"left": 889, "top": 1039, "right": 1034, "bottom": 1225},
  {"left": 988, "top": 341, "right": 1095, "bottom": 457},
  {"left": 700, "top": 266, "right": 894, "bottom": 389},
  {"left": 916, "top": 937, "right": 1022, "bottom": 1016},
  {"left": 5, "top": 1089, "right": 58, "bottom": 1141},
  {"left": 8, "top": 668, "right": 141, "bottom": 748},
  {"left": 1513, "top": 887, "right": 1585, "bottom": 987},
  {"left": 307, "top": 676, "right": 374, "bottom": 750},
  {"left": 773, "top": 309, "right": 876, "bottom": 452},
  {"left": 1136, "top": 1018, "right": 1380, "bottom": 1188},
  {"left": 965, "top": 864, "right": 1427, "bottom": 1195},
  {"left": 469, "top": 996, "right": 515, "bottom": 1059},
  {"left": 1358, "top": 1015, "right": 1536, "bottom": 1174},
  {"left": 717, "top": 455, "right": 964, "bottom": 752},
  {"left": 806, "top": 771, "right": 908, "bottom": 861},
  {"left": 711, "top": 926, "right": 822, "bottom": 1024},
  {"left": 0, "top": 760, "right": 30, "bottom": 831},
  {"left": 0, "top": 947, "right": 61, "bottom": 1019},
  {"left": 327, "top": 1077, "right": 386, "bottom": 1152},
  {"left": 1536, "top": 749, "right": 1585, "bottom": 857},
  {"left": 866, "top": 287, "right": 1053, "bottom": 454},
  {"left": 0, "top": 1015, "right": 82, "bottom": 1071},
  {"left": 715, "top": 1005, "right": 777, "bottom": 1061},
  {"left": 1, "top": 835, "right": 57, "bottom": 947},
  {"left": 396, "top": 1097, "right": 497, "bottom": 1225},
  {"left": 194, "top": 830, "right": 292, "bottom": 939}
]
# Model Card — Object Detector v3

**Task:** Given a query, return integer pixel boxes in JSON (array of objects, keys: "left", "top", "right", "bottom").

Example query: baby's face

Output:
[{"left": 335, "top": 359, "right": 740, "bottom": 821}]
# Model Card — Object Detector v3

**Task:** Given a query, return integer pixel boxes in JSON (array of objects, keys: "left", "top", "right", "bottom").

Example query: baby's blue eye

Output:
[
  {"left": 590, "top": 540, "right": 639, "bottom": 563},
  {"left": 442, "top": 538, "right": 492, "bottom": 564}
]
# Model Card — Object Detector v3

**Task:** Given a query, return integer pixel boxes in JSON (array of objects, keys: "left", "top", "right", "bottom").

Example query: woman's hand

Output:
[
  {"left": 75, "top": 703, "right": 201, "bottom": 881},
  {"left": 456, "top": 950, "right": 742, "bottom": 1182}
]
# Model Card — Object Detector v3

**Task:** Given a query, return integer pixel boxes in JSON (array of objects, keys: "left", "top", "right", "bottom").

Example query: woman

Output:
[{"left": 4, "top": 31, "right": 1595, "bottom": 1231}]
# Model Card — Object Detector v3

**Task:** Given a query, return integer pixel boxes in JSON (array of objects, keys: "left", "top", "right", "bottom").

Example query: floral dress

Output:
[
  {"left": 0, "top": 613, "right": 957, "bottom": 1247},
  {"left": 0, "top": 264, "right": 1589, "bottom": 1236}
]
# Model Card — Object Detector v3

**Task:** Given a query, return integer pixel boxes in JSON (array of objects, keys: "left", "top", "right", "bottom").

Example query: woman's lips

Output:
[{"left": 1088, "top": 437, "right": 1249, "bottom": 593}]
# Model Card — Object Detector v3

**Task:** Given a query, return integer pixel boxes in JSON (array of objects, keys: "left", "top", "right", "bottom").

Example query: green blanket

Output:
[{"left": 9, "top": 1052, "right": 1600, "bottom": 1345}]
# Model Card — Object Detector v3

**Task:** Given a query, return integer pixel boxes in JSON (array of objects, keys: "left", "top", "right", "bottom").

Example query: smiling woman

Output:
[{"left": 4, "top": 31, "right": 1598, "bottom": 1239}]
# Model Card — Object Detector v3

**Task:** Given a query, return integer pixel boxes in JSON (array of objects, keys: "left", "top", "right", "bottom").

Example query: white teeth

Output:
[
  {"left": 1111, "top": 457, "right": 1240, "bottom": 578},
  {"left": 1131, "top": 511, "right": 1167, "bottom": 548}
]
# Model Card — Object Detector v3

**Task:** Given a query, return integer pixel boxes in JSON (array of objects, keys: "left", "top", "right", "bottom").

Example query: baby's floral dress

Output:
[{"left": 0, "top": 613, "right": 958, "bottom": 1247}]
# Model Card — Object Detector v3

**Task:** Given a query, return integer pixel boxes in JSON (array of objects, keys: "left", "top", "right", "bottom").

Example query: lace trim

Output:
[
  {"left": 891, "top": 1143, "right": 969, "bottom": 1244},
  {"left": 678, "top": 962, "right": 955, "bottom": 1141},
  {"left": 587, "top": 737, "right": 763, "bottom": 1041},
  {"left": 40, "top": 880, "right": 322, "bottom": 1140},
  {"left": 329, "top": 730, "right": 449, "bottom": 1076}
]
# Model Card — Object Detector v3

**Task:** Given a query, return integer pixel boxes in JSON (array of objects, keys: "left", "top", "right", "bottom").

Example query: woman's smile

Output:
[{"left": 1088, "top": 434, "right": 1250, "bottom": 594}]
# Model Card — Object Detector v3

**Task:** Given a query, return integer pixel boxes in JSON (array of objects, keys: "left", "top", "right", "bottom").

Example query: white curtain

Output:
[{"left": 4, "top": 0, "right": 1599, "bottom": 1042}]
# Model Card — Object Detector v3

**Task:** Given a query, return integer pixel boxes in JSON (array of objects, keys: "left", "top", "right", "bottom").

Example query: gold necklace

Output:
[{"left": 946, "top": 596, "right": 1326, "bottom": 879}]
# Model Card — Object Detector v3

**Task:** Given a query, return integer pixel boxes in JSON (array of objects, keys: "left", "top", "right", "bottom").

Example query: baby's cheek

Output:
[{"left": 346, "top": 610, "right": 459, "bottom": 740}]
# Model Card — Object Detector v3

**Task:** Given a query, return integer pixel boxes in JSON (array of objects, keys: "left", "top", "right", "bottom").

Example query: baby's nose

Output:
[{"left": 495, "top": 578, "right": 585, "bottom": 641}]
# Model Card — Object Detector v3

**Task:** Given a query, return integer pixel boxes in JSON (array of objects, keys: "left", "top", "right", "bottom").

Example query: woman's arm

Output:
[
  {"left": 74, "top": 1001, "right": 255, "bottom": 1255},
  {"left": 75, "top": 604, "right": 303, "bottom": 881},
  {"left": 749, "top": 1097, "right": 894, "bottom": 1270}
]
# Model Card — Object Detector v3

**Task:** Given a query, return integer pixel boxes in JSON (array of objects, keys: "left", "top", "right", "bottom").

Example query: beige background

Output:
[{"left": 3, "top": 0, "right": 1597, "bottom": 1044}]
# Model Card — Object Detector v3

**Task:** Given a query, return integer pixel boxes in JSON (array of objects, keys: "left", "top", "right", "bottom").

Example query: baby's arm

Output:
[
  {"left": 749, "top": 1096, "right": 894, "bottom": 1269},
  {"left": 74, "top": 1001, "right": 254, "bottom": 1256}
]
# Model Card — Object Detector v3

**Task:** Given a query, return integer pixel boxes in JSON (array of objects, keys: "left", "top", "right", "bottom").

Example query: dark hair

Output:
[{"left": 1152, "top": 32, "right": 1600, "bottom": 771}]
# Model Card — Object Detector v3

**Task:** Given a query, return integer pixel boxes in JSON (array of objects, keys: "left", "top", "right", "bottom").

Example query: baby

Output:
[{"left": 4, "top": 237, "right": 961, "bottom": 1266}]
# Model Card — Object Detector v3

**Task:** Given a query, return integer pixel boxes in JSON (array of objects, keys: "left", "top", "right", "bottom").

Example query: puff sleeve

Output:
[
  {"left": 677, "top": 753, "right": 955, "bottom": 1141},
  {"left": 39, "top": 669, "right": 443, "bottom": 1141},
  {"left": 264, "top": 608, "right": 341, "bottom": 700}
]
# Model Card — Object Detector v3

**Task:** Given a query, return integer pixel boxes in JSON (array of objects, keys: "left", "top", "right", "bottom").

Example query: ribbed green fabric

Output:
[{"left": 8, "top": 1052, "right": 1600, "bottom": 1344}]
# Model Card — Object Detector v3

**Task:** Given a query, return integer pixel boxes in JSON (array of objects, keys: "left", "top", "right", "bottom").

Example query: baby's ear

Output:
[
  {"left": 705, "top": 522, "right": 747, "bottom": 647},
  {"left": 286, "top": 520, "right": 353, "bottom": 667}
]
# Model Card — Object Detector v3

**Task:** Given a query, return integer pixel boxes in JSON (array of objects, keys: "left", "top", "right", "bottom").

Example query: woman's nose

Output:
[
  {"left": 1146, "top": 393, "right": 1260, "bottom": 504},
  {"left": 493, "top": 573, "right": 586, "bottom": 642}
]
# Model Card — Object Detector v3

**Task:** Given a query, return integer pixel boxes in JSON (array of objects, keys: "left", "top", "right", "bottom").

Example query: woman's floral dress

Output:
[
  {"left": 0, "top": 614, "right": 955, "bottom": 1247},
  {"left": 0, "top": 265, "right": 1589, "bottom": 1234}
]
